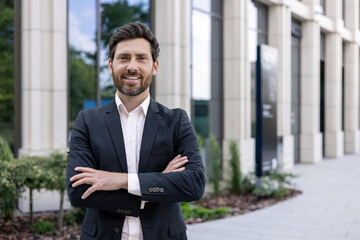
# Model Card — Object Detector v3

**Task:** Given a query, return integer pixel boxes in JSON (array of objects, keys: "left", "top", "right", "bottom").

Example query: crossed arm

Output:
[
  {"left": 70, "top": 154, "right": 188, "bottom": 199},
  {"left": 67, "top": 109, "right": 205, "bottom": 216}
]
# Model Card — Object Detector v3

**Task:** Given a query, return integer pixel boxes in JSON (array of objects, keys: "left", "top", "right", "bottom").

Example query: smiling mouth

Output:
[{"left": 123, "top": 76, "right": 141, "bottom": 80}]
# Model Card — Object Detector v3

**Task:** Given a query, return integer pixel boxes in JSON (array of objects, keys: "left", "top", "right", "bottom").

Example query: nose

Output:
[{"left": 126, "top": 58, "right": 139, "bottom": 72}]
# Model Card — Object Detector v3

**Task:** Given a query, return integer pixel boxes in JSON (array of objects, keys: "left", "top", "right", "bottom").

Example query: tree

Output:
[
  {"left": 43, "top": 153, "right": 67, "bottom": 230},
  {"left": 0, "top": 1, "right": 14, "bottom": 148},
  {"left": 69, "top": 47, "right": 96, "bottom": 122},
  {"left": 99, "top": 0, "right": 150, "bottom": 97},
  {"left": 100, "top": 0, "right": 149, "bottom": 48}
]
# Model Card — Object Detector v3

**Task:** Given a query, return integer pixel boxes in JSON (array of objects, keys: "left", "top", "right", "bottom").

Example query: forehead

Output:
[{"left": 114, "top": 38, "right": 152, "bottom": 55}]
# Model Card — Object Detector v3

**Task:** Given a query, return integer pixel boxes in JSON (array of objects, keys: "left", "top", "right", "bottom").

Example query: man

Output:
[{"left": 66, "top": 22, "right": 206, "bottom": 240}]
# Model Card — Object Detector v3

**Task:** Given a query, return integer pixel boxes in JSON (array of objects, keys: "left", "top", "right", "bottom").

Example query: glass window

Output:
[
  {"left": 68, "top": 0, "right": 151, "bottom": 130},
  {"left": 191, "top": 0, "right": 223, "bottom": 141},
  {"left": 68, "top": 0, "right": 97, "bottom": 127},
  {"left": 320, "top": 0, "right": 326, "bottom": 15},
  {"left": 0, "top": 0, "right": 15, "bottom": 151},
  {"left": 249, "top": 0, "right": 268, "bottom": 138},
  {"left": 100, "top": 0, "right": 150, "bottom": 104},
  {"left": 193, "top": 0, "right": 211, "bottom": 12}
]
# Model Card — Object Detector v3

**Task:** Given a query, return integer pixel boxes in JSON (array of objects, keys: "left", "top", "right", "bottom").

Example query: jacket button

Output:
[
  {"left": 160, "top": 187, "right": 164, "bottom": 193},
  {"left": 149, "top": 188, "right": 153, "bottom": 192},
  {"left": 155, "top": 187, "right": 160, "bottom": 192},
  {"left": 114, "top": 227, "right": 120, "bottom": 233}
]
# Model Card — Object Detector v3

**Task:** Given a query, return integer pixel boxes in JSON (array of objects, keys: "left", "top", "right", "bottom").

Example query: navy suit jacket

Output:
[{"left": 66, "top": 98, "right": 206, "bottom": 240}]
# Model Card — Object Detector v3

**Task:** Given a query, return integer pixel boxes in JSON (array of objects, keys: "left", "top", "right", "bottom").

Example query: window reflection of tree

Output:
[
  {"left": 100, "top": 0, "right": 150, "bottom": 99},
  {"left": 0, "top": 0, "right": 15, "bottom": 151},
  {"left": 69, "top": 0, "right": 150, "bottom": 127}
]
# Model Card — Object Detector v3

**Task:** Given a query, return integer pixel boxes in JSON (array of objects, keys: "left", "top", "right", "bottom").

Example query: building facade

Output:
[{"left": 2, "top": 0, "right": 360, "bottom": 181}]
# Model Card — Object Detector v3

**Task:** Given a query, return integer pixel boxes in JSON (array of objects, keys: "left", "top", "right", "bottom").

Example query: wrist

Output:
[{"left": 117, "top": 173, "right": 128, "bottom": 189}]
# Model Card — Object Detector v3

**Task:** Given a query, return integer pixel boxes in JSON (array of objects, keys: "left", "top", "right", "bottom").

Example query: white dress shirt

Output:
[{"left": 115, "top": 93, "right": 150, "bottom": 240}]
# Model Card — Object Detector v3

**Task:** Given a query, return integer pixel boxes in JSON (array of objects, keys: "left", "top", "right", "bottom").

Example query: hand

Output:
[
  {"left": 70, "top": 167, "right": 127, "bottom": 199},
  {"left": 162, "top": 155, "right": 188, "bottom": 173}
]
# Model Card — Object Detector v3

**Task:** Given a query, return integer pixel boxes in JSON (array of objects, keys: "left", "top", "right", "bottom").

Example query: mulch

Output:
[
  {"left": 0, "top": 189, "right": 301, "bottom": 239},
  {"left": 186, "top": 189, "right": 302, "bottom": 224}
]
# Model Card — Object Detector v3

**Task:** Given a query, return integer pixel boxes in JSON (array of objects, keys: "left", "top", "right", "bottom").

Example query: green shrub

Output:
[
  {"left": 229, "top": 140, "right": 242, "bottom": 194},
  {"left": 248, "top": 171, "right": 297, "bottom": 198},
  {"left": 180, "top": 202, "right": 230, "bottom": 221},
  {"left": 209, "top": 135, "right": 222, "bottom": 196},
  {"left": 31, "top": 220, "right": 54, "bottom": 234},
  {"left": 0, "top": 137, "right": 19, "bottom": 219},
  {"left": 0, "top": 136, "right": 14, "bottom": 162},
  {"left": 64, "top": 212, "right": 76, "bottom": 226},
  {"left": 197, "top": 134, "right": 204, "bottom": 154}
]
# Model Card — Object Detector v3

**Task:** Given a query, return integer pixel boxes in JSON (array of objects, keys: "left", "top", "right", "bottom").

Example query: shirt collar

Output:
[{"left": 115, "top": 92, "right": 150, "bottom": 116}]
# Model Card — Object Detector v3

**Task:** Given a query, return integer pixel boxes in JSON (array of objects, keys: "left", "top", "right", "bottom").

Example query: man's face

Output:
[{"left": 108, "top": 38, "right": 159, "bottom": 97}]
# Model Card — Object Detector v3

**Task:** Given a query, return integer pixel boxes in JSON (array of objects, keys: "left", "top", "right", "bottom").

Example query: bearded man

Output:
[{"left": 66, "top": 22, "right": 206, "bottom": 240}]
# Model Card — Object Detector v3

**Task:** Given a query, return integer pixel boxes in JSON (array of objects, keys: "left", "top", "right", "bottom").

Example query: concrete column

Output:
[
  {"left": 268, "top": 3, "right": 294, "bottom": 170},
  {"left": 324, "top": 33, "right": 344, "bottom": 157},
  {"left": 154, "top": 0, "right": 191, "bottom": 114},
  {"left": 344, "top": 43, "right": 359, "bottom": 153},
  {"left": 19, "top": 0, "right": 69, "bottom": 213},
  {"left": 300, "top": 20, "right": 323, "bottom": 163},
  {"left": 223, "top": 0, "right": 255, "bottom": 174},
  {"left": 323, "top": 0, "right": 344, "bottom": 157},
  {"left": 20, "top": 0, "right": 67, "bottom": 156},
  {"left": 343, "top": 0, "right": 359, "bottom": 153}
]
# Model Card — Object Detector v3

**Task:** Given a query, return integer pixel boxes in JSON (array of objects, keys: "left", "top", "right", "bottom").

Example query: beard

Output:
[{"left": 113, "top": 68, "right": 153, "bottom": 97}]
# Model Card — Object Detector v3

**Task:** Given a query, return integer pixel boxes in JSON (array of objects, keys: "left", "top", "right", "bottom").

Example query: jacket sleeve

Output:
[
  {"left": 66, "top": 110, "right": 142, "bottom": 217},
  {"left": 138, "top": 109, "right": 206, "bottom": 203}
]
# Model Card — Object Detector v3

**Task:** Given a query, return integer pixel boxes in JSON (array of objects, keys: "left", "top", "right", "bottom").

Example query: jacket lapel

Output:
[
  {"left": 104, "top": 100, "right": 128, "bottom": 172},
  {"left": 139, "top": 99, "right": 161, "bottom": 172}
]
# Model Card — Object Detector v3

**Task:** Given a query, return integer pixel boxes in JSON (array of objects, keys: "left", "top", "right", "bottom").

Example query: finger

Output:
[
  {"left": 70, "top": 172, "right": 93, "bottom": 182},
  {"left": 170, "top": 159, "right": 188, "bottom": 170},
  {"left": 171, "top": 154, "right": 181, "bottom": 161},
  {"left": 74, "top": 167, "right": 96, "bottom": 173},
  {"left": 72, "top": 177, "right": 94, "bottom": 187},
  {"left": 169, "top": 156, "right": 187, "bottom": 164},
  {"left": 172, "top": 167, "right": 185, "bottom": 172},
  {"left": 81, "top": 186, "right": 97, "bottom": 199}
]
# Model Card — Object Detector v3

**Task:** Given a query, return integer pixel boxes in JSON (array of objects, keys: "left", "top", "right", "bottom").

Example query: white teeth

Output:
[{"left": 124, "top": 76, "right": 140, "bottom": 80}]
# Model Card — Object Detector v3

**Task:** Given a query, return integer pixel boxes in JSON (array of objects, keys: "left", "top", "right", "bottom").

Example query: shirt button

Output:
[
  {"left": 130, "top": 237, "right": 135, "bottom": 240},
  {"left": 128, "top": 163, "right": 133, "bottom": 169},
  {"left": 114, "top": 227, "right": 120, "bottom": 233},
  {"left": 129, "top": 139, "right": 133, "bottom": 144}
]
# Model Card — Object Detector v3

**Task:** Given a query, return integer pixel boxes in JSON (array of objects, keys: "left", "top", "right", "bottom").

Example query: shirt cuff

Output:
[{"left": 128, "top": 173, "right": 142, "bottom": 196}]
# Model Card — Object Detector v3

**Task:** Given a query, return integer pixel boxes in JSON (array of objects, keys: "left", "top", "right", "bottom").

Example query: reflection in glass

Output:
[
  {"left": 68, "top": 0, "right": 97, "bottom": 126},
  {"left": 249, "top": 1, "right": 268, "bottom": 138},
  {"left": 68, "top": 0, "right": 150, "bottom": 129},
  {"left": 100, "top": 0, "right": 150, "bottom": 102},
  {"left": 0, "top": 0, "right": 14, "bottom": 151},
  {"left": 193, "top": 0, "right": 211, "bottom": 12},
  {"left": 191, "top": 1, "right": 223, "bottom": 140},
  {"left": 192, "top": 10, "right": 211, "bottom": 101}
]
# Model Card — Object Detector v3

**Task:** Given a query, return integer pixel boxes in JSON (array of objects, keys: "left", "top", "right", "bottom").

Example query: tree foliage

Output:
[
  {"left": 0, "top": 1, "right": 14, "bottom": 123},
  {"left": 229, "top": 140, "right": 242, "bottom": 194},
  {"left": 69, "top": 47, "right": 96, "bottom": 121},
  {"left": 100, "top": 0, "right": 149, "bottom": 50},
  {"left": 209, "top": 135, "right": 222, "bottom": 197}
]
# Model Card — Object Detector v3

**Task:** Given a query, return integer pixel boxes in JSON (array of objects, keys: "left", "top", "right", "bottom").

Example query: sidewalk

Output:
[{"left": 187, "top": 153, "right": 360, "bottom": 240}]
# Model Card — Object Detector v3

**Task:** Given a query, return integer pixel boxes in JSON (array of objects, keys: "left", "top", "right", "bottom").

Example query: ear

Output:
[
  {"left": 152, "top": 59, "right": 159, "bottom": 76},
  {"left": 108, "top": 59, "right": 113, "bottom": 75}
]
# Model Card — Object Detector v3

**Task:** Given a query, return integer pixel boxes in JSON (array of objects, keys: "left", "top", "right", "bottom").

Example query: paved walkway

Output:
[{"left": 187, "top": 153, "right": 360, "bottom": 240}]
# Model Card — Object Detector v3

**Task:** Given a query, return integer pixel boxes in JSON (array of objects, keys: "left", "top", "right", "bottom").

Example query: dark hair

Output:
[{"left": 108, "top": 22, "right": 160, "bottom": 62}]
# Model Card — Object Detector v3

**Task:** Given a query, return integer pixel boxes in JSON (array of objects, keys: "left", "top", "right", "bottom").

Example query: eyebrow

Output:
[{"left": 116, "top": 53, "right": 149, "bottom": 58}]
